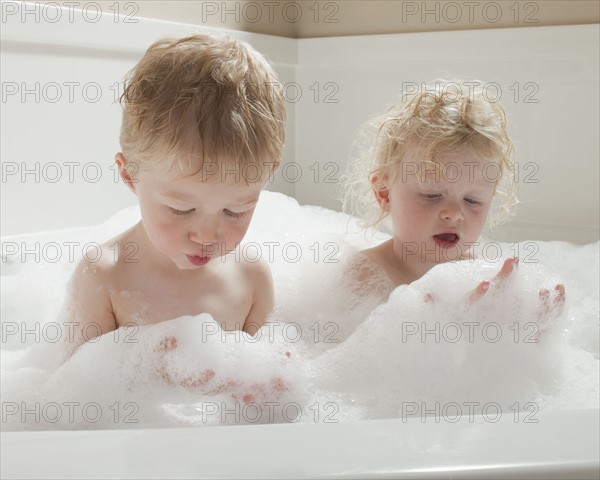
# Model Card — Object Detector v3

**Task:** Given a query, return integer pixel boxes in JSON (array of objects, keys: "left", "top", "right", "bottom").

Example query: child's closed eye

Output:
[
  {"left": 224, "top": 209, "right": 249, "bottom": 220},
  {"left": 421, "top": 193, "right": 442, "bottom": 200},
  {"left": 464, "top": 198, "right": 482, "bottom": 206},
  {"left": 170, "top": 207, "right": 195, "bottom": 216}
]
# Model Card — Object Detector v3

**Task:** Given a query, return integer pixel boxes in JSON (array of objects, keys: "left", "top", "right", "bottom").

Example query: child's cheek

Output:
[
  {"left": 148, "top": 214, "right": 184, "bottom": 247},
  {"left": 148, "top": 211, "right": 174, "bottom": 232},
  {"left": 225, "top": 218, "right": 252, "bottom": 246},
  {"left": 467, "top": 209, "right": 489, "bottom": 236}
]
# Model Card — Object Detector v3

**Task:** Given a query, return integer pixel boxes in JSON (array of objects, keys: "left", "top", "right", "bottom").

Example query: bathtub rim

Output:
[{"left": 1, "top": 407, "right": 599, "bottom": 479}]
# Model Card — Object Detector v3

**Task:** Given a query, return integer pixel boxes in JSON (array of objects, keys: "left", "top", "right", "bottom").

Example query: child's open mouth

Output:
[
  {"left": 433, "top": 233, "right": 460, "bottom": 248},
  {"left": 186, "top": 254, "right": 211, "bottom": 267}
]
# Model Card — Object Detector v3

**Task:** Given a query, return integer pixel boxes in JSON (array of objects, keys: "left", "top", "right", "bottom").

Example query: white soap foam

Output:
[{"left": 1, "top": 191, "right": 598, "bottom": 430}]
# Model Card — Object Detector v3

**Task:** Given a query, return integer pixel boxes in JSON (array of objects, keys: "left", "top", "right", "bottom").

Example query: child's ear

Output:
[
  {"left": 115, "top": 152, "right": 137, "bottom": 194},
  {"left": 370, "top": 174, "right": 391, "bottom": 212}
]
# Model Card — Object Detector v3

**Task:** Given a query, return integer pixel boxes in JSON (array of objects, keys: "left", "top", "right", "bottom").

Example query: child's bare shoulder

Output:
[
  {"left": 346, "top": 249, "right": 382, "bottom": 282},
  {"left": 237, "top": 250, "right": 273, "bottom": 289},
  {"left": 66, "top": 226, "right": 142, "bottom": 324},
  {"left": 72, "top": 226, "right": 137, "bottom": 282},
  {"left": 344, "top": 245, "right": 394, "bottom": 298},
  {"left": 61, "top": 230, "right": 134, "bottom": 356}
]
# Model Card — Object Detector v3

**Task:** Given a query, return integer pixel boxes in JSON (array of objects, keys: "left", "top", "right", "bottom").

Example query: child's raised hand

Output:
[
  {"left": 539, "top": 284, "right": 566, "bottom": 314},
  {"left": 423, "top": 257, "right": 519, "bottom": 304},
  {"left": 466, "top": 257, "right": 566, "bottom": 320},
  {"left": 468, "top": 257, "right": 519, "bottom": 302},
  {"left": 424, "top": 256, "right": 566, "bottom": 309},
  {"left": 453, "top": 257, "right": 566, "bottom": 337},
  {"left": 535, "top": 284, "right": 566, "bottom": 335}
]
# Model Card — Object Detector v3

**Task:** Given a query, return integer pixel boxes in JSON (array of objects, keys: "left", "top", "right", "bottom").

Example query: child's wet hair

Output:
[
  {"left": 341, "top": 79, "right": 518, "bottom": 229},
  {"left": 119, "top": 33, "right": 286, "bottom": 182}
]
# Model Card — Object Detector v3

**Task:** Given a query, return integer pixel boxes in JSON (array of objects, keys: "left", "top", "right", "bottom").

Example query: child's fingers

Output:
[
  {"left": 493, "top": 257, "right": 519, "bottom": 283},
  {"left": 279, "top": 347, "right": 292, "bottom": 359},
  {"left": 538, "top": 286, "right": 565, "bottom": 313},
  {"left": 546, "top": 284, "right": 566, "bottom": 317},
  {"left": 231, "top": 377, "right": 290, "bottom": 404},
  {"left": 535, "top": 284, "right": 566, "bottom": 338},
  {"left": 207, "top": 378, "right": 243, "bottom": 396},
  {"left": 466, "top": 257, "right": 518, "bottom": 305},
  {"left": 180, "top": 369, "right": 215, "bottom": 388},
  {"left": 555, "top": 284, "right": 566, "bottom": 306},
  {"left": 157, "top": 336, "right": 178, "bottom": 352},
  {"left": 270, "top": 376, "right": 290, "bottom": 393},
  {"left": 425, "top": 265, "right": 512, "bottom": 304},
  {"left": 159, "top": 367, "right": 172, "bottom": 383},
  {"left": 155, "top": 337, "right": 178, "bottom": 382},
  {"left": 468, "top": 280, "right": 490, "bottom": 303}
]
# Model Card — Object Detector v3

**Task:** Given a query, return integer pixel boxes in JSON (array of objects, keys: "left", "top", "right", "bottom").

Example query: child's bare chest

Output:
[{"left": 108, "top": 268, "right": 253, "bottom": 331}]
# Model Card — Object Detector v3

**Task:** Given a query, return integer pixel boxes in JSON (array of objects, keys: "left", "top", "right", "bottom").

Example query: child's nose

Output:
[
  {"left": 440, "top": 202, "right": 464, "bottom": 222},
  {"left": 189, "top": 217, "right": 219, "bottom": 244}
]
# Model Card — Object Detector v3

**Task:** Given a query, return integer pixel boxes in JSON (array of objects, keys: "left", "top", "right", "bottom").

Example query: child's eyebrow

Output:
[
  {"left": 159, "top": 190, "right": 195, "bottom": 203},
  {"left": 231, "top": 196, "right": 260, "bottom": 207},
  {"left": 159, "top": 190, "right": 260, "bottom": 207}
]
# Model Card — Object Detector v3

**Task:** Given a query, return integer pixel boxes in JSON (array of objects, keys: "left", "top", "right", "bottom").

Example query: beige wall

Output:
[{"left": 19, "top": 1, "right": 600, "bottom": 38}]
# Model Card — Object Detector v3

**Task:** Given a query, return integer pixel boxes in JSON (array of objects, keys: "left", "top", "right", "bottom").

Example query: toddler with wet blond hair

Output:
[
  {"left": 342, "top": 79, "right": 564, "bottom": 308},
  {"left": 62, "top": 33, "right": 286, "bottom": 362}
]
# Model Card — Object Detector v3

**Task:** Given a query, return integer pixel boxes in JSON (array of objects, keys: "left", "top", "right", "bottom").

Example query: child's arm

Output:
[
  {"left": 60, "top": 258, "right": 118, "bottom": 359},
  {"left": 242, "top": 257, "right": 274, "bottom": 336}
]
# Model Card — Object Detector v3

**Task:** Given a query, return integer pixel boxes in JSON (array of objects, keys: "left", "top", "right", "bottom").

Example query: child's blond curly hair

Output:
[
  {"left": 341, "top": 79, "right": 518, "bottom": 230},
  {"left": 119, "top": 33, "right": 286, "bottom": 181}
]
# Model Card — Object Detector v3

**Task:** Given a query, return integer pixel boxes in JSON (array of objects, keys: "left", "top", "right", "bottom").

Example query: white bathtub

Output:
[
  {"left": 1, "top": 2, "right": 599, "bottom": 479},
  {"left": 2, "top": 409, "right": 598, "bottom": 479}
]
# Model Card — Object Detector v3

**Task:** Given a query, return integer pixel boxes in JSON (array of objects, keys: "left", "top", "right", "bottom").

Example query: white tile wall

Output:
[{"left": 1, "top": 2, "right": 598, "bottom": 243}]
